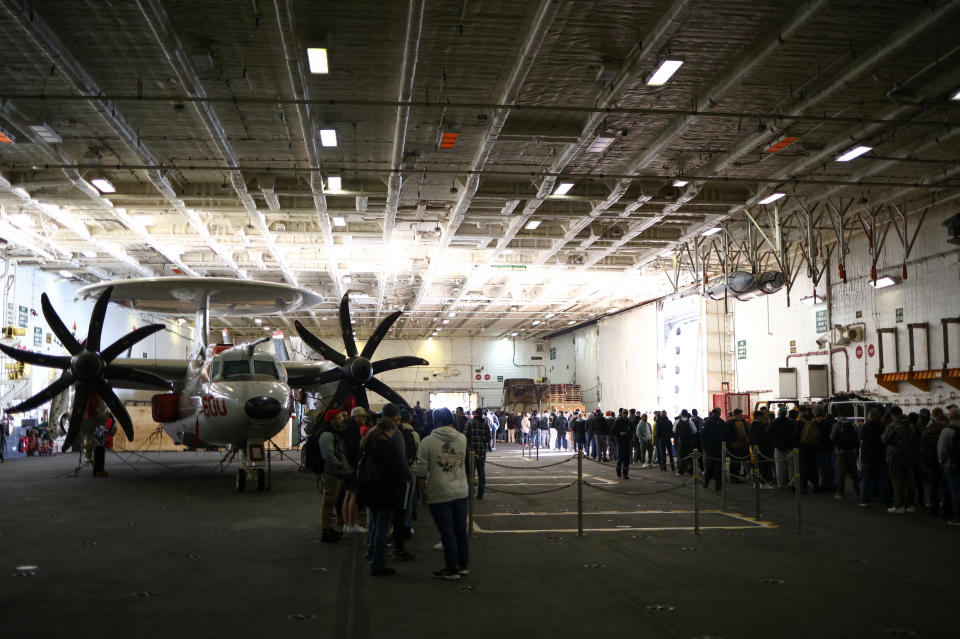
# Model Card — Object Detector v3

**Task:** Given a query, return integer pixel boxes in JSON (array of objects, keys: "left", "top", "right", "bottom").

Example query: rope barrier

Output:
[
  {"left": 486, "top": 455, "right": 576, "bottom": 470},
  {"left": 583, "top": 479, "right": 694, "bottom": 497},
  {"left": 485, "top": 480, "right": 577, "bottom": 496}
]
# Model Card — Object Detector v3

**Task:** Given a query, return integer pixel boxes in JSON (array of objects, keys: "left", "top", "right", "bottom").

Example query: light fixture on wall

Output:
[
  {"left": 868, "top": 275, "right": 899, "bottom": 289},
  {"left": 801, "top": 293, "right": 824, "bottom": 305}
]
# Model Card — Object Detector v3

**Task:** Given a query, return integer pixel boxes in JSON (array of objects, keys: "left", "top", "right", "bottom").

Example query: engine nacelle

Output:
[{"left": 151, "top": 393, "right": 180, "bottom": 423}]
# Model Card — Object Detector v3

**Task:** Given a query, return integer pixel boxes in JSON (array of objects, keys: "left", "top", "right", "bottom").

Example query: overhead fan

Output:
[
  {"left": 290, "top": 293, "right": 428, "bottom": 409},
  {"left": 0, "top": 286, "right": 171, "bottom": 449}
]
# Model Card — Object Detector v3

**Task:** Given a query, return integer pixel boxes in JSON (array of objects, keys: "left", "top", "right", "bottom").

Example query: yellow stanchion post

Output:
[
  {"left": 721, "top": 442, "right": 727, "bottom": 512},
  {"left": 793, "top": 448, "right": 802, "bottom": 533},
  {"left": 468, "top": 451, "right": 475, "bottom": 537},
  {"left": 752, "top": 445, "right": 760, "bottom": 520}
]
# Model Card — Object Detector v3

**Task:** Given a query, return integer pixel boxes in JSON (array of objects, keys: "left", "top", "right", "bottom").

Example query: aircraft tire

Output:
[
  {"left": 236, "top": 468, "right": 246, "bottom": 492},
  {"left": 256, "top": 468, "right": 266, "bottom": 492}
]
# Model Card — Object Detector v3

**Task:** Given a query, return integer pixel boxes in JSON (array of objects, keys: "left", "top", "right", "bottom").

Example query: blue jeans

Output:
[
  {"left": 586, "top": 433, "right": 595, "bottom": 457},
  {"left": 367, "top": 507, "right": 393, "bottom": 570},
  {"left": 860, "top": 464, "right": 892, "bottom": 505},
  {"left": 429, "top": 498, "right": 469, "bottom": 572},
  {"left": 555, "top": 434, "right": 567, "bottom": 450},
  {"left": 656, "top": 440, "right": 674, "bottom": 470},
  {"left": 472, "top": 455, "right": 486, "bottom": 499},
  {"left": 817, "top": 451, "right": 837, "bottom": 489},
  {"left": 404, "top": 470, "right": 418, "bottom": 527}
]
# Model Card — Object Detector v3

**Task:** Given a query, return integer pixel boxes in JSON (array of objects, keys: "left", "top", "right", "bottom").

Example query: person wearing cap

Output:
[
  {"left": 416, "top": 407, "right": 469, "bottom": 580},
  {"left": 340, "top": 406, "right": 369, "bottom": 534},
  {"left": 319, "top": 409, "right": 351, "bottom": 543},
  {"left": 359, "top": 403, "right": 408, "bottom": 576}
]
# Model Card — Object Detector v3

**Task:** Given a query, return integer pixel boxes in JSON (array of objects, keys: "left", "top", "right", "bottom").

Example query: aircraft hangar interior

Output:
[{"left": 1, "top": 1, "right": 959, "bottom": 637}]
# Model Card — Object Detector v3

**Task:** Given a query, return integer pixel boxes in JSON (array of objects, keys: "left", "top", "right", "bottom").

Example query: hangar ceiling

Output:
[{"left": 0, "top": 0, "right": 958, "bottom": 340}]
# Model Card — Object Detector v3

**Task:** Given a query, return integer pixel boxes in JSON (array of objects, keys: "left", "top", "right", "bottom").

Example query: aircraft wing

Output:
[
  {"left": 280, "top": 359, "right": 338, "bottom": 384},
  {"left": 106, "top": 358, "right": 192, "bottom": 390}
]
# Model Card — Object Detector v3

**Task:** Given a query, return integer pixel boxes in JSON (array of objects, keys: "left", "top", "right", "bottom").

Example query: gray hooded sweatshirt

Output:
[{"left": 415, "top": 425, "right": 468, "bottom": 504}]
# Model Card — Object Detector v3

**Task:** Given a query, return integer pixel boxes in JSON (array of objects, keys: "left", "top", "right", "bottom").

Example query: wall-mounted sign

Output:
[
  {"left": 497, "top": 376, "right": 503, "bottom": 383},
  {"left": 868, "top": 344, "right": 875, "bottom": 358},
  {"left": 45, "top": 333, "right": 52, "bottom": 344},
  {"left": 475, "top": 374, "right": 481, "bottom": 380},
  {"left": 789, "top": 340, "right": 797, "bottom": 355},
  {"left": 6, "top": 302, "right": 13, "bottom": 325},
  {"left": 895, "top": 308, "right": 904, "bottom": 323},
  {"left": 484, "top": 374, "right": 490, "bottom": 381},
  {"left": 531, "top": 356, "right": 543, "bottom": 361},
  {"left": 855, "top": 310, "right": 863, "bottom": 319},
  {"left": 17, "top": 305, "right": 28, "bottom": 328},
  {"left": 856, "top": 345, "right": 863, "bottom": 359},
  {"left": 737, "top": 339, "right": 747, "bottom": 360},
  {"left": 33, "top": 326, "right": 42, "bottom": 347},
  {"left": 815, "top": 309, "right": 828, "bottom": 333}
]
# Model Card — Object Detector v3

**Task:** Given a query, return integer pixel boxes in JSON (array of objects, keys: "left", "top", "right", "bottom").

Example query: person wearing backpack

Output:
[
  {"left": 393, "top": 407, "right": 421, "bottom": 560},
  {"left": 358, "top": 404, "right": 408, "bottom": 576},
  {"left": 936, "top": 406, "right": 960, "bottom": 526},
  {"left": 727, "top": 409, "right": 749, "bottom": 483},
  {"left": 675, "top": 410, "right": 696, "bottom": 476},
  {"left": 831, "top": 418, "right": 860, "bottom": 500},
  {"left": 881, "top": 406, "right": 917, "bottom": 514},
  {"left": 922, "top": 408, "right": 953, "bottom": 519}
]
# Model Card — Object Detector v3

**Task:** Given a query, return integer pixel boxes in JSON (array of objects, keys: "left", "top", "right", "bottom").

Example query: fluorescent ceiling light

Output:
[
  {"left": 836, "top": 145, "right": 872, "bottom": 162},
  {"left": 448, "top": 312, "right": 456, "bottom": 318},
  {"left": 586, "top": 136, "right": 615, "bottom": 153},
  {"left": 673, "top": 179, "right": 689, "bottom": 187},
  {"left": 869, "top": 275, "right": 898, "bottom": 289},
  {"left": 544, "top": 312, "right": 555, "bottom": 319},
  {"left": 801, "top": 294, "right": 823, "bottom": 305},
  {"left": 29, "top": 123, "right": 62, "bottom": 144},
  {"left": 702, "top": 226, "right": 722, "bottom": 237},
  {"left": 319, "top": 129, "right": 337, "bottom": 147},
  {"left": 525, "top": 220, "right": 541, "bottom": 230},
  {"left": 567, "top": 320, "right": 576, "bottom": 325},
  {"left": 134, "top": 214, "right": 155, "bottom": 226},
  {"left": 553, "top": 182, "right": 574, "bottom": 196},
  {"left": 58, "top": 270, "right": 73, "bottom": 279},
  {"left": 176, "top": 317, "right": 186, "bottom": 325},
  {"left": 758, "top": 192, "right": 786, "bottom": 205},
  {"left": 607, "top": 307, "right": 620, "bottom": 314},
  {"left": 307, "top": 48, "right": 329, "bottom": 74},
  {"left": 501, "top": 248, "right": 514, "bottom": 254},
  {"left": 264, "top": 326, "right": 271, "bottom": 331},
  {"left": 90, "top": 178, "right": 115, "bottom": 193},
  {"left": 436, "top": 327, "right": 442, "bottom": 331},
  {"left": 81, "top": 250, "right": 97, "bottom": 258},
  {"left": 442, "top": 320, "right": 450, "bottom": 325},
  {"left": 646, "top": 60, "right": 683, "bottom": 86},
  {"left": 8, "top": 214, "right": 35, "bottom": 228},
  {"left": 510, "top": 332, "right": 518, "bottom": 337},
  {"left": 531, "top": 320, "right": 541, "bottom": 326},
  {"left": 952, "top": 88, "right": 960, "bottom": 101},
  {"left": 327, "top": 175, "right": 342, "bottom": 191},
  {"left": 342, "top": 275, "right": 352, "bottom": 284},
  {"left": 254, "top": 318, "right": 263, "bottom": 325},
  {"left": 332, "top": 216, "right": 347, "bottom": 226}
]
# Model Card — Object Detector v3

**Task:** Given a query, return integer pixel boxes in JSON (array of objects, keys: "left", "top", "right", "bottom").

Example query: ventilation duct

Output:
[{"left": 703, "top": 271, "right": 784, "bottom": 301}]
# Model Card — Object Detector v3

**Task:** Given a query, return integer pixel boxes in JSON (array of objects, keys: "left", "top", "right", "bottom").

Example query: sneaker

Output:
[
  {"left": 433, "top": 541, "right": 443, "bottom": 550},
  {"left": 947, "top": 520, "right": 960, "bottom": 526},
  {"left": 834, "top": 494, "right": 843, "bottom": 500},
  {"left": 370, "top": 567, "right": 396, "bottom": 577},
  {"left": 433, "top": 568, "right": 461, "bottom": 580},
  {"left": 458, "top": 567, "right": 470, "bottom": 576},
  {"left": 858, "top": 502, "right": 870, "bottom": 507},
  {"left": 905, "top": 506, "right": 915, "bottom": 513},
  {"left": 394, "top": 550, "right": 415, "bottom": 561},
  {"left": 887, "top": 507, "right": 905, "bottom": 514}
]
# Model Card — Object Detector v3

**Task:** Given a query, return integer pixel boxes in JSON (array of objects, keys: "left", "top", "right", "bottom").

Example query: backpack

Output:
[
  {"left": 800, "top": 420, "right": 820, "bottom": 448},
  {"left": 302, "top": 432, "right": 324, "bottom": 474},
  {"left": 401, "top": 427, "right": 417, "bottom": 467},
  {"left": 356, "top": 445, "right": 380, "bottom": 491},
  {"left": 837, "top": 422, "right": 858, "bottom": 450},
  {"left": 949, "top": 427, "right": 960, "bottom": 469},
  {"left": 677, "top": 419, "right": 695, "bottom": 449}
]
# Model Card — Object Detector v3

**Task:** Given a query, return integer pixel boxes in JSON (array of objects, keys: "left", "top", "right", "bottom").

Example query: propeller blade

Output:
[
  {"left": 326, "top": 379, "right": 353, "bottom": 411},
  {"left": 338, "top": 293, "right": 358, "bottom": 357},
  {"left": 85, "top": 285, "right": 113, "bottom": 352},
  {"left": 372, "top": 356, "right": 429, "bottom": 375},
  {"left": 104, "top": 365, "right": 172, "bottom": 390},
  {"left": 93, "top": 379, "right": 134, "bottom": 442},
  {"left": 365, "top": 377, "right": 409, "bottom": 408},
  {"left": 63, "top": 382, "right": 89, "bottom": 450},
  {"left": 361, "top": 311, "right": 401, "bottom": 359},
  {"left": 287, "top": 367, "right": 344, "bottom": 389},
  {"left": 101, "top": 324, "right": 165, "bottom": 363},
  {"left": 0, "top": 343, "right": 69, "bottom": 369},
  {"left": 294, "top": 321, "right": 346, "bottom": 365},
  {"left": 354, "top": 386, "right": 369, "bottom": 410},
  {"left": 41, "top": 293, "right": 82, "bottom": 355},
  {"left": 5, "top": 372, "right": 75, "bottom": 413}
]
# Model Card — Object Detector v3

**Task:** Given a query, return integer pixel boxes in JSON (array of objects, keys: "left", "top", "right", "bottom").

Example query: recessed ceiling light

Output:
[
  {"left": 702, "top": 226, "right": 722, "bottom": 237},
  {"left": 553, "top": 182, "right": 573, "bottom": 196},
  {"left": 90, "top": 178, "right": 115, "bottom": 193},
  {"left": 586, "top": 136, "right": 615, "bottom": 153},
  {"left": 673, "top": 179, "right": 689, "bottom": 187},
  {"left": 646, "top": 59, "right": 683, "bottom": 86},
  {"left": 307, "top": 47, "right": 329, "bottom": 74},
  {"left": 58, "top": 270, "right": 73, "bottom": 278},
  {"left": 758, "top": 193, "right": 785, "bottom": 205},
  {"left": 836, "top": 145, "right": 872, "bottom": 162},
  {"left": 327, "top": 175, "right": 342, "bottom": 191},
  {"left": 81, "top": 250, "right": 97, "bottom": 258},
  {"left": 332, "top": 216, "right": 347, "bottom": 226},
  {"left": 868, "top": 275, "right": 898, "bottom": 289},
  {"left": 532, "top": 320, "right": 541, "bottom": 326},
  {"left": 319, "top": 128, "right": 337, "bottom": 147},
  {"left": 525, "top": 220, "right": 541, "bottom": 230}
]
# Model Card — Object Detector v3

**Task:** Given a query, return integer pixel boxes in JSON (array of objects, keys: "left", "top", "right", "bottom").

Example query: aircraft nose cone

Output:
[{"left": 244, "top": 396, "right": 282, "bottom": 419}]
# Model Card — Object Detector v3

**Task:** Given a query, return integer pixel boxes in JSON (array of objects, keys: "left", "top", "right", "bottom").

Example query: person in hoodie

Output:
[{"left": 416, "top": 407, "right": 469, "bottom": 580}]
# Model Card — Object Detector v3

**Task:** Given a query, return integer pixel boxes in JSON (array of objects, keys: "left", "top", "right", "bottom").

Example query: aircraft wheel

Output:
[
  {"left": 256, "top": 468, "right": 266, "bottom": 492},
  {"left": 236, "top": 468, "right": 246, "bottom": 492}
]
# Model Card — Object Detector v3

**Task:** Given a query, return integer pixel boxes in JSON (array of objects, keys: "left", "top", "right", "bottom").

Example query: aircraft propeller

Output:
[
  {"left": 289, "top": 293, "right": 427, "bottom": 409},
  {"left": 0, "top": 286, "right": 171, "bottom": 449}
]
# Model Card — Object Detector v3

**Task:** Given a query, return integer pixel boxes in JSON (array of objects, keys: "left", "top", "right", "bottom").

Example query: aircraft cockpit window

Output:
[
  {"left": 253, "top": 359, "right": 280, "bottom": 379},
  {"left": 221, "top": 360, "right": 251, "bottom": 379}
]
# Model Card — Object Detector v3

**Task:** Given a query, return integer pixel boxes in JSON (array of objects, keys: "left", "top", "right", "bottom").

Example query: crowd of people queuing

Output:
[{"left": 302, "top": 398, "right": 960, "bottom": 578}]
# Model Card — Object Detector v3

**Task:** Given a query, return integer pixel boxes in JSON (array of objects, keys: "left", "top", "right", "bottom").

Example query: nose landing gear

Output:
[{"left": 235, "top": 439, "right": 270, "bottom": 493}]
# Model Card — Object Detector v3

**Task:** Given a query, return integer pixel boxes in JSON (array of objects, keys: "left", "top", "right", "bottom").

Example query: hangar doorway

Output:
[{"left": 429, "top": 392, "right": 477, "bottom": 412}]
